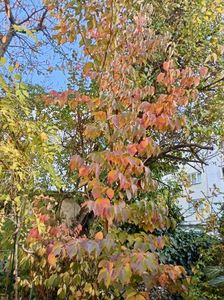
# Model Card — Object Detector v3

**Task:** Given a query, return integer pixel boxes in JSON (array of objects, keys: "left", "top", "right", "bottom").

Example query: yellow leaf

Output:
[
  {"left": 40, "top": 132, "right": 48, "bottom": 142},
  {"left": 94, "top": 111, "right": 107, "bottom": 121}
]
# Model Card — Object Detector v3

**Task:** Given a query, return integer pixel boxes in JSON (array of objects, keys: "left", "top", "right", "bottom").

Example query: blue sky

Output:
[{"left": 1, "top": 0, "right": 82, "bottom": 91}]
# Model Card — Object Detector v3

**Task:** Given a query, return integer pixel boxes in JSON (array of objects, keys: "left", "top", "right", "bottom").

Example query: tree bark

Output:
[{"left": 0, "top": 26, "right": 15, "bottom": 58}]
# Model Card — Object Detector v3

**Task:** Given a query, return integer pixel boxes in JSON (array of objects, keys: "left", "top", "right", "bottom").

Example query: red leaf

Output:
[
  {"left": 39, "top": 214, "right": 49, "bottom": 224},
  {"left": 28, "top": 228, "right": 41, "bottom": 241},
  {"left": 199, "top": 66, "right": 208, "bottom": 77}
]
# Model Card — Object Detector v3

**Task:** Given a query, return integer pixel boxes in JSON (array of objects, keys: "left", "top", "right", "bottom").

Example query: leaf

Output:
[
  {"left": 48, "top": 253, "right": 57, "bottom": 267},
  {"left": 0, "top": 57, "right": 7, "bottom": 65},
  {"left": 193, "top": 77, "right": 200, "bottom": 86},
  {"left": 158, "top": 273, "right": 168, "bottom": 287},
  {"left": 119, "top": 173, "right": 130, "bottom": 190},
  {"left": 46, "top": 274, "right": 58, "bottom": 288},
  {"left": 84, "top": 125, "right": 101, "bottom": 139},
  {"left": 94, "top": 111, "right": 107, "bottom": 121},
  {"left": 127, "top": 144, "right": 138, "bottom": 155},
  {"left": 40, "top": 132, "right": 48, "bottom": 142},
  {"left": 98, "top": 261, "right": 113, "bottom": 287},
  {"left": 66, "top": 242, "right": 78, "bottom": 258},
  {"left": 83, "top": 62, "right": 93, "bottom": 75},
  {"left": 28, "top": 228, "right": 41, "bottom": 240},
  {"left": 95, "top": 231, "right": 104, "bottom": 240},
  {"left": 96, "top": 198, "right": 110, "bottom": 207},
  {"left": 163, "top": 61, "right": 170, "bottom": 72},
  {"left": 137, "top": 139, "right": 149, "bottom": 153},
  {"left": 199, "top": 66, "right": 208, "bottom": 77},
  {"left": 106, "top": 188, "right": 114, "bottom": 199},
  {"left": 119, "top": 262, "right": 132, "bottom": 284},
  {"left": 69, "top": 155, "right": 84, "bottom": 171},
  {"left": 157, "top": 72, "right": 165, "bottom": 83},
  {"left": 125, "top": 291, "right": 137, "bottom": 300},
  {"left": 79, "top": 165, "right": 90, "bottom": 177},
  {"left": 107, "top": 170, "right": 119, "bottom": 185},
  {"left": 2, "top": 35, "right": 7, "bottom": 44}
]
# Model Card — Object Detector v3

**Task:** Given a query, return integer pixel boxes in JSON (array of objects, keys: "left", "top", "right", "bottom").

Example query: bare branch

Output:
[{"left": 17, "top": 7, "right": 46, "bottom": 26}]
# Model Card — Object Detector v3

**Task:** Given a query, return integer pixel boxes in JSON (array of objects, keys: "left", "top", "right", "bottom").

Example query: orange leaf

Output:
[
  {"left": 106, "top": 188, "right": 114, "bottom": 199},
  {"left": 107, "top": 170, "right": 118, "bottom": 185},
  {"left": 96, "top": 198, "right": 110, "bottom": 206},
  {"left": 48, "top": 253, "right": 57, "bottom": 267},
  {"left": 79, "top": 165, "right": 90, "bottom": 177},
  {"left": 69, "top": 155, "right": 83, "bottom": 171},
  {"left": 163, "top": 61, "right": 170, "bottom": 72},
  {"left": 127, "top": 144, "right": 138, "bottom": 156},
  {"left": 95, "top": 198, "right": 111, "bottom": 218},
  {"left": 158, "top": 273, "right": 168, "bottom": 287},
  {"left": 2, "top": 36, "right": 7, "bottom": 44},
  {"left": 94, "top": 111, "right": 107, "bottom": 121},
  {"left": 84, "top": 125, "right": 101, "bottom": 139},
  {"left": 157, "top": 72, "right": 165, "bottom": 83},
  {"left": 137, "top": 139, "right": 149, "bottom": 153},
  {"left": 193, "top": 77, "right": 200, "bottom": 86},
  {"left": 95, "top": 231, "right": 104, "bottom": 240}
]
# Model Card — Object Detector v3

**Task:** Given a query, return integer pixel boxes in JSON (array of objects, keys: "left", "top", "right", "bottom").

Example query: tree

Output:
[
  {"left": 0, "top": 0, "right": 74, "bottom": 77},
  {"left": 0, "top": 0, "right": 223, "bottom": 299},
  {"left": 18, "top": 1, "right": 215, "bottom": 298},
  {"left": 0, "top": 1, "right": 48, "bottom": 56},
  {"left": 0, "top": 65, "right": 62, "bottom": 299}
]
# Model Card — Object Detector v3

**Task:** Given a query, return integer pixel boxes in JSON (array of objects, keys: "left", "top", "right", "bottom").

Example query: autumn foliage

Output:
[
  {"left": 1, "top": 0, "right": 224, "bottom": 299},
  {"left": 18, "top": 1, "right": 209, "bottom": 299}
]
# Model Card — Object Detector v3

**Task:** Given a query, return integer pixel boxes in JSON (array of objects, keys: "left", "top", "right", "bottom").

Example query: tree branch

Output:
[
  {"left": 200, "top": 76, "right": 224, "bottom": 91},
  {"left": 17, "top": 7, "right": 46, "bottom": 26}
]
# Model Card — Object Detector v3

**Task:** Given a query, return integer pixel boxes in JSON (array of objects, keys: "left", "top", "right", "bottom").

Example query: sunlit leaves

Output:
[
  {"left": 48, "top": 253, "right": 57, "bottom": 268},
  {"left": 16, "top": 0, "right": 218, "bottom": 297},
  {"left": 83, "top": 198, "right": 111, "bottom": 219},
  {"left": 69, "top": 154, "right": 84, "bottom": 171},
  {"left": 106, "top": 188, "right": 114, "bottom": 199},
  {"left": 107, "top": 170, "right": 119, "bottom": 185},
  {"left": 95, "top": 231, "right": 104, "bottom": 240}
]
